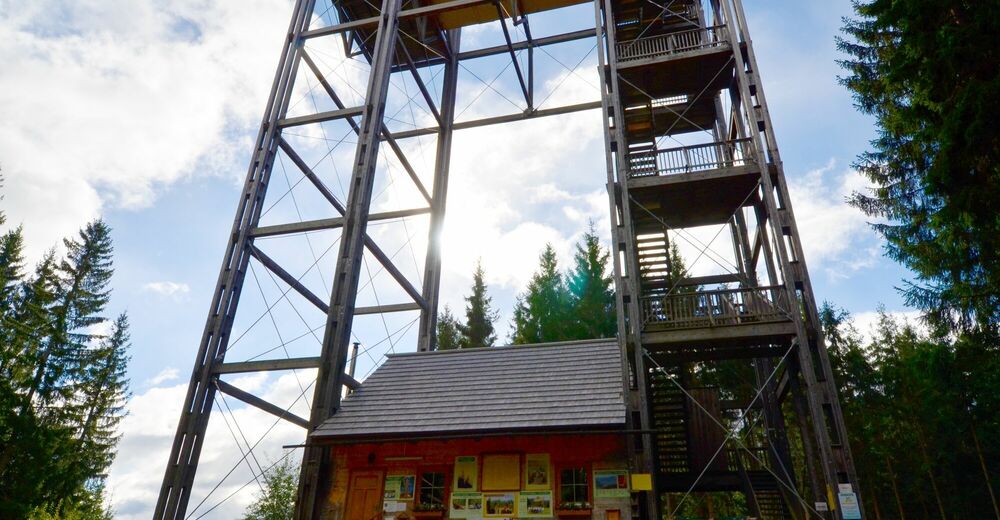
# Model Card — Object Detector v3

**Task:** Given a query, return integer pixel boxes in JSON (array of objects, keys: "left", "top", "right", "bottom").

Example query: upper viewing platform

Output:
[{"left": 314, "top": 0, "right": 591, "bottom": 62}]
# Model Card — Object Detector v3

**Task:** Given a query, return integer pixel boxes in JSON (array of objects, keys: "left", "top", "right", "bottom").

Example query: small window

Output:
[
  {"left": 559, "top": 468, "right": 588, "bottom": 504},
  {"left": 419, "top": 471, "right": 447, "bottom": 507}
]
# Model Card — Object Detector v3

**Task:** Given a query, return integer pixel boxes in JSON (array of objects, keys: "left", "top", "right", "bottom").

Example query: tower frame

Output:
[{"left": 154, "top": 1, "right": 865, "bottom": 519}]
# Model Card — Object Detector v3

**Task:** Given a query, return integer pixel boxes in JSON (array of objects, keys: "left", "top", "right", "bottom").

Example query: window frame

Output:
[
  {"left": 556, "top": 465, "right": 591, "bottom": 506},
  {"left": 416, "top": 467, "right": 450, "bottom": 508}
]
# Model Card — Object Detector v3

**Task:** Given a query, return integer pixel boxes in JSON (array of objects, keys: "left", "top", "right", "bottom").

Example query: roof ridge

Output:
[{"left": 384, "top": 338, "right": 618, "bottom": 358}]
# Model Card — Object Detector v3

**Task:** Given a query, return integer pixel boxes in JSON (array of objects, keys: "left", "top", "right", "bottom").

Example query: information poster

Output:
[
  {"left": 524, "top": 454, "right": 551, "bottom": 490},
  {"left": 483, "top": 492, "right": 518, "bottom": 518},
  {"left": 454, "top": 456, "right": 479, "bottom": 491},
  {"left": 384, "top": 475, "right": 416, "bottom": 501},
  {"left": 838, "top": 492, "right": 862, "bottom": 519},
  {"left": 450, "top": 492, "right": 483, "bottom": 519},
  {"left": 519, "top": 491, "right": 553, "bottom": 517},
  {"left": 593, "top": 470, "right": 630, "bottom": 498},
  {"left": 399, "top": 475, "right": 415, "bottom": 501},
  {"left": 384, "top": 476, "right": 401, "bottom": 500}
]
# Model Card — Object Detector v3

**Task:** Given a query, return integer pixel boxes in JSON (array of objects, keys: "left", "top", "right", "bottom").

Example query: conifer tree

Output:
[
  {"left": 458, "top": 261, "right": 498, "bottom": 348},
  {"left": 566, "top": 224, "right": 615, "bottom": 340},
  {"left": 435, "top": 305, "right": 462, "bottom": 351},
  {"left": 838, "top": 1, "right": 1000, "bottom": 332},
  {"left": 0, "top": 218, "right": 126, "bottom": 518},
  {"left": 511, "top": 244, "right": 571, "bottom": 344}
]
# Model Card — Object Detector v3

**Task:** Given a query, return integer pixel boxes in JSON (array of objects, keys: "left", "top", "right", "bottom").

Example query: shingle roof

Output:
[{"left": 311, "top": 339, "right": 626, "bottom": 440}]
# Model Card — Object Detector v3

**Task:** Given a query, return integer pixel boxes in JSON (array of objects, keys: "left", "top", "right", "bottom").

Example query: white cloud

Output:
[
  {"left": 849, "top": 310, "right": 925, "bottom": 343},
  {"left": 0, "top": 0, "right": 292, "bottom": 261},
  {"left": 142, "top": 281, "right": 191, "bottom": 298},
  {"left": 145, "top": 367, "right": 180, "bottom": 387},
  {"left": 109, "top": 371, "right": 312, "bottom": 519},
  {"left": 786, "top": 160, "right": 881, "bottom": 280}
]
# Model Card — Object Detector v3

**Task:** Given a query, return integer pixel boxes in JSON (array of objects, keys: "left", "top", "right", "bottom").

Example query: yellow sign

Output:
[{"left": 630, "top": 473, "right": 653, "bottom": 492}]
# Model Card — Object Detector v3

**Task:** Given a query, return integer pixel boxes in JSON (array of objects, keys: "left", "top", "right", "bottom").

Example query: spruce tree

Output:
[
  {"left": 511, "top": 244, "right": 571, "bottom": 344},
  {"left": 458, "top": 261, "right": 498, "bottom": 348},
  {"left": 435, "top": 305, "right": 463, "bottom": 351},
  {"left": 0, "top": 220, "right": 123, "bottom": 518},
  {"left": 838, "top": 1, "right": 1000, "bottom": 332},
  {"left": 566, "top": 224, "right": 615, "bottom": 340}
]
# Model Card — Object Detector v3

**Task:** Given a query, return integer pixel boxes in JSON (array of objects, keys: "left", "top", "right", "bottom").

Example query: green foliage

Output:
[
  {"left": 823, "top": 303, "right": 1000, "bottom": 519},
  {"left": 566, "top": 223, "right": 615, "bottom": 340},
  {"left": 0, "top": 217, "right": 128, "bottom": 518},
  {"left": 435, "top": 305, "right": 462, "bottom": 351},
  {"left": 511, "top": 244, "right": 572, "bottom": 344},
  {"left": 838, "top": 1, "right": 1000, "bottom": 332},
  {"left": 243, "top": 457, "right": 299, "bottom": 520},
  {"left": 457, "top": 261, "right": 499, "bottom": 349}
]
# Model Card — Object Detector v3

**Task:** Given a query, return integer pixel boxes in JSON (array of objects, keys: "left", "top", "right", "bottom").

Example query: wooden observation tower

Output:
[{"left": 154, "top": 1, "right": 864, "bottom": 519}]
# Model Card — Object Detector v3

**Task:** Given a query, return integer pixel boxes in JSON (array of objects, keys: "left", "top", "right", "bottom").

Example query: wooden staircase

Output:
[{"left": 649, "top": 369, "right": 689, "bottom": 474}]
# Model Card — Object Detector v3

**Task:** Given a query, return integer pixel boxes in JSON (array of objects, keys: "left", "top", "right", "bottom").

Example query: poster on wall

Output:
[
  {"left": 384, "top": 475, "right": 416, "bottom": 501},
  {"left": 450, "top": 492, "right": 483, "bottom": 518},
  {"left": 523, "top": 454, "right": 551, "bottom": 490},
  {"left": 482, "top": 454, "right": 520, "bottom": 491},
  {"left": 399, "top": 475, "right": 416, "bottom": 501},
  {"left": 454, "top": 456, "right": 479, "bottom": 491},
  {"left": 483, "top": 492, "right": 518, "bottom": 518},
  {"left": 519, "top": 491, "right": 553, "bottom": 517},
  {"left": 593, "top": 470, "right": 630, "bottom": 498},
  {"left": 384, "top": 476, "right": 401, "bottom": 500}
]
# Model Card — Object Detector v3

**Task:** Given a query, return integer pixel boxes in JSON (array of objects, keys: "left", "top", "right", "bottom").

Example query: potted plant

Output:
[
  {"left": 556, "top": 501, "right": 592, "bottom": 517},
  {"left": 413, "top": 502, "right": 447, "bottom": 518}
]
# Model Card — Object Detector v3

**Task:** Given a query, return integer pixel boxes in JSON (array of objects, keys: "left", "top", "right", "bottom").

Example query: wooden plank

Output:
[{"left": 215, "top": 357, "right": 321, "bottom": 374}]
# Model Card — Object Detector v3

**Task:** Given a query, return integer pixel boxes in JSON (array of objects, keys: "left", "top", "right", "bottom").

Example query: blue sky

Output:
[{"left": 0, "top": 0, "right": 913, "bottom": 517}]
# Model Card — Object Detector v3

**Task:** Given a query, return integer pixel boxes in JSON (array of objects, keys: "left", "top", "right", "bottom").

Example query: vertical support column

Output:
[
  {"left": 720, "top": 0, "right": 863, "bottom": 516},
  {"left": 417, "top": 29, "right": 462, "bottom": 352},
  {"left": 730, "top": 0, "right": 862, "bottom": 504},
  {"left": 296, "top": 0, "right": 404, "bottom": 516},
  {"left": 594, "top": 1, "right": 658, "bottom": 519},
  {"left": 153, "top": 1, "right": 316, "bottom": 518}
]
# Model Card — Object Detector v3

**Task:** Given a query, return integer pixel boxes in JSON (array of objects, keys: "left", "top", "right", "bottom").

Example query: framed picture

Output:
[
  {"left": 483, "top": 492, "right": 518, "bottom": 518},
  {"left": 519, "top": 491, "right": 553, "bottom": 517},
  {"left": 454, "top": 456, "right": 478, "bottom": 491},
  {"left": 523, "top": 454, "right": 550, "bottom": 490},
  {"left": 593, "top": 470, "right": 630, "bottom": 498},
  {"left": 384, "top": 476, "right": 401, "bottom": 500},
  {"left": 482, "top": 454, "right": 520, "bottom": 491},
  {"left": 399, "top": 475, "right": 416, "bottom": 501},
  {"left": 450, "top": 492, "right": 483, "bottom": 518}
]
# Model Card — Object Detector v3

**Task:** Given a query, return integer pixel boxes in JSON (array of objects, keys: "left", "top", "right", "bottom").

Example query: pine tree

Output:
[
  {"left": 458, "top": 261, "right": 498, "bottom": 348},
  {"left": 243, "top": 457, "right": 299, "bottom": 520},
  {"left": 566, "top": 224, "right": 615, "bottom": 340},
  {"left": 511, "top": 244, "right": 571, "bottom": 344},
  {"left": 435, "top": 305, "right": 463, "bottom": 351}
]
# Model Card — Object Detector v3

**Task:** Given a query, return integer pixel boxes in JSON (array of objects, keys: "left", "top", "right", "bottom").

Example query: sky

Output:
[{"left": 0, "top": 0, "right": 918, "bottom": 518}]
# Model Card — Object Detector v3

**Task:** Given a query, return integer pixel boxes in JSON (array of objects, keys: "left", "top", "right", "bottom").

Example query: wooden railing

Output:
[
  {"left": 616, "top": 25, "right": 727, "bottom": 62},
  {"left": 628, "top": 138, "right": 756, "bottom": 178},
  {"left": 727, "top": 446, "right": 771, "bottom": 473},
  {"left": 640, "top": 285, "right": 790, "bottom": 330}
]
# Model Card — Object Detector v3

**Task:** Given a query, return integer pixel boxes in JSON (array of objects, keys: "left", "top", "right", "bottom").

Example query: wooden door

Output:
[{"left": 346, "top": 471, "right": 384, "bottom": 520}]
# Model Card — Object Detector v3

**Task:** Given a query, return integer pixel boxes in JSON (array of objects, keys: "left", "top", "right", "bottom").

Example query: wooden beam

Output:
[
  {"left": 277, "top": 106, "right": 365, "bottom": 128},
  {"left": 216, "top": 379, "right": 310, "bottom": 429},
  {"left": 250, "top": 207, "right": 431, "bottom": 238},
  {"left": 215, "top": 357, "right": 321, "bottom": 374},
  {"left": 354, "top": 302, "right": 422, "bottom": 315}
]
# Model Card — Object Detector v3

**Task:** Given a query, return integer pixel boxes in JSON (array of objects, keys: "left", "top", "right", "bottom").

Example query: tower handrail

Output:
[
  {"left": 640, "top": 285, "right": 790, "bottom": 329},
  {"left": 628, "top": 138, "right": 757, "bottom": 177},
  {"left": 616, "top": 25, "right": 728, "bottom": 62}
]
